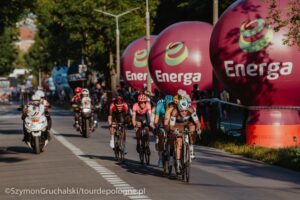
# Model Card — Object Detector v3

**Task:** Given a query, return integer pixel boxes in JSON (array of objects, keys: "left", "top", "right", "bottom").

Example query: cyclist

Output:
[
  {"left": 108, "top": 96, "right": 129, "bottom": 154},
  {"left": 132, "top": 94, "right": 152, "bottom": 153},
  {"left": 164, "top": 89, "right": 190, "bottom": 127},
  {"left": 71, "top": 87, "right": 83, "bottom": 129},
  {"left": 169, "top": 98, "right": 201, "bottom": 174},
  {"left": 153, "top": 95, "right": 174, "bottom": 168}
]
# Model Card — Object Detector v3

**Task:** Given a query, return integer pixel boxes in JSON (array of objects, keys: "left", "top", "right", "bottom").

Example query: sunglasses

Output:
[{"left": 139, "top": 101, "right": 146, "bottom": 104}]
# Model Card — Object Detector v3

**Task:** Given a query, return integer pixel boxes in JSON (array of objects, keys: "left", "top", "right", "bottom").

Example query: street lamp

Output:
[
  {"left": 94, "top": 7, "right": 140, "bottom": 91},
  {"left": 145, "top": 0, "right": 152, "bottom": 92}
]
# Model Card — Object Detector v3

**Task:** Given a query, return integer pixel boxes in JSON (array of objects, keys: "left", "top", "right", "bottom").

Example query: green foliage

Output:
[
  {"left": 0, "top": 27, "right": 18, "bottom": 76},
  {"left": 30, "top": 0, "right": 159, "bottom": 75},
  {"left": 0, "top": 0, "right": 35, "bottom": 34},
  {"left": 263, "top": 0, "right": 300, "bottom": 48}
]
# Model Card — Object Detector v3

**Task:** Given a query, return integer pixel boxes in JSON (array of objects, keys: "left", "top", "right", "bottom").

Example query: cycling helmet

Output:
[
  {"left": 174, "top": 94, "right": 185, "bottom": 105},
  {"left": 32, "top": 94, "right": 41, "bottom": 101},
  {"left": 177, "top": 99, "right": 189, "bottom": 111},
  {"left": 114, "top": 96, "right": 123, "bottom": 105},
  {"left": 35, "top": 90, "right": 45, "bottom": 98},
  {"left": 138, "top": 94, "right": 147, "bottom": 102},
  {"left": 74, "top": 87, "right": 83, "bottom": 94},
  {"left": 164, "top": 95, "right": 173, "bottom": 105},
  {"left": 82, "top": 88, "right": 89, "bottom": 95}
]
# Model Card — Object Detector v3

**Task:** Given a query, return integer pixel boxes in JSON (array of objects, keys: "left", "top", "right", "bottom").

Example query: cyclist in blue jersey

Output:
[{"left": 153, "top": 95, "right": 174, "bottom": 167}]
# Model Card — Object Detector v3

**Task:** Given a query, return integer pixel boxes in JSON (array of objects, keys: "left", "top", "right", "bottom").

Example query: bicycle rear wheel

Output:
[
  {"left": 114, "top": 142, "right": 119, "bottom": 160},
  {"left": 145, "top": 144, "right": 150, "bottom": 165},
  {"left": 184, "top": 143, "right": 190, "bottom": 183}
]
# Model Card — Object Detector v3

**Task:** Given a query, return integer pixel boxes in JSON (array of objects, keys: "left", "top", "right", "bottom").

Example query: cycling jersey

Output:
[
  {"left": 109, "top": 103, "right": 128, "bottom": 114},
  {"left": 164, "top": 104, "right": 175, "bottom": 126},
  {"left": 154, "top": 100, "right": 166, "bottom": 118},
  {"left": 169, "top": 106, "right": 198, "bottom": 126},
  {"left": 109, "top": 103, "right": 128, "bottom": 123},
  {"left": 132, "top": 102, "right": 151, "bottom": 116}
]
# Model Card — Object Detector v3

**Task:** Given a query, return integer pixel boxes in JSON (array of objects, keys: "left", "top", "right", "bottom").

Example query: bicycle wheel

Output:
[
  {"left": 145, "top": 144, "right": 150, "bottom": 165},
  {"left": 114, "top": 135, "right": 120, "bottom": 160},
  {"left": 182, "top": 142, "right": 186, "bottom": 181},
  {"left": 163, "top": 151, "right": 169, "bottom": 176},
  {"left": 119, "top": 137, "right": 125, "bottom": 162},
  {"left": 168, "top": 144, "right": 174, "bottom": 177},
  {"left": 185, "top": 143, "right": 190, "bottom": 183},
  {"left": 139, "top": 134, "right": 145, "bottom": 165}
]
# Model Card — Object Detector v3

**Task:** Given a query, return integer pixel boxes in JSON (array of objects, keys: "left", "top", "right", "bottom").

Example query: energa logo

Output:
[
  {"left": 239, "top": 18, "right": 273, "bottom": 53},
  {"left": 165, "top": 42, "right": 189, "bottom": 66}
]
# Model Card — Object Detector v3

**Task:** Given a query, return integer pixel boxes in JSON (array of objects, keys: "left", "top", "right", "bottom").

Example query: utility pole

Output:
[
  {"left": 213, "top": 0, "right": 219, "bottom": 98},
  {"left": 95, "top": 7, "right": 140, "bottom": 94},
  {"left": 145, "top": 0, "right": 152, "bottom": 92}
]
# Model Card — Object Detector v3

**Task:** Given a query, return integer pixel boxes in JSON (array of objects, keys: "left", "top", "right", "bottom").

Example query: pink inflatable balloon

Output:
[
  {"left": 149, "top": 21, "right": 213, "bottom": 96},
  {"left": 210, "top": 0, "right": 300, "bottom": 148},
  {"left": 121, "top": 36, "right": 157, "bottom": 92}
]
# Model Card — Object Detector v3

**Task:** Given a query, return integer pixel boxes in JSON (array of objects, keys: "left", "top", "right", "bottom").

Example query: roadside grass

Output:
[{"left": 200, "top": 130, "right": 300, "bottom": 172}]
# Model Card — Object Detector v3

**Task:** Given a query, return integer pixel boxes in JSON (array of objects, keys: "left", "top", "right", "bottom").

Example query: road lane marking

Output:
[{"left": 52, "top": 129, "right": 151, "bottom": 200}]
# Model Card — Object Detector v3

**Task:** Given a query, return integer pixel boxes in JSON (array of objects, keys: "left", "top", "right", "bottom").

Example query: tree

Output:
[
  {"left": 0, "top": 27, "right": 18, "bottom": 76},
  {"left": 31, "top": 0, "right": 159, "bottom": 90},
  {"left": 263, "top": 0, "right": 300, "bottom": 48},
  {"left": 0, "top": 0, "right": 35, "bottom": 34}
]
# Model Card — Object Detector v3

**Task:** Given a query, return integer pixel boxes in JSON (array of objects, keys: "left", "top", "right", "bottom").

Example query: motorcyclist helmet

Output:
[{"left": 74, "top": 87, "right": 83, "bottom": 94}]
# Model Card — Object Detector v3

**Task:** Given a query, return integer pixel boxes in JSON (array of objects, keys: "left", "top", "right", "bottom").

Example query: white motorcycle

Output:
[
  {"left": 24, "top": 105, "right": 49, "bottom": 154},
  {"left": 79, "top": 97, "right": 97, "bottom": 138}
]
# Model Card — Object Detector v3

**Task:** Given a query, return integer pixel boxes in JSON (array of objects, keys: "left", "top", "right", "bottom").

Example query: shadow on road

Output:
[
  {"left": 0, "top": 147, "right": 30, "bottom": 163},
  {"left": 194, "top": 147, "right": 300, "bottom": 185},
  {"left": 0, "top": 129, "right": 22, "bottom": 135},
  {"left": 54, "top": 133, "right": 82, "bottom": 138},
  {"left": 6, "top": 146, "right": 32, "bottom": 154},
  {"left": 79, "top": 154, "right": 165, "bottom": 178}
]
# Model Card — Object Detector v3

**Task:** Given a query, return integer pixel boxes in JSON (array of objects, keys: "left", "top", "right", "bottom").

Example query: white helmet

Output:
[
  {"left": 82, "top": 88, "right": 89, "bottom": 95},
  {"left": 32, "top": 94, "right": 41, "bottom": 101},
  {"left": 177, "top": 99, "right": 189, "bottom": 111},
  {"left": 35, "top": 90, "right": 45, "bottom": 98}
]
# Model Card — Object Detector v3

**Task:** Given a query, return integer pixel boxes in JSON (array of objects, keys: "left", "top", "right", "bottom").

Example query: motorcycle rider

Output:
[
  {"left": 35, "top": 90, "right": 51, "bottom": 132},
  {"left": 22, "top": 94, "right": 45, "bottom": 143},
  {"left": 108, "top": 96, "right": 129, "bottom": 154},
  {"left": 71, "top": 87, "right": 83, "bottom": 129},
  {"left": 81, "top": 88, "right": 98, "bottom": 130}
]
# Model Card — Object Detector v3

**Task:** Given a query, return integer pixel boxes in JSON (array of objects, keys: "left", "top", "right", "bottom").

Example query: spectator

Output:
[{"left": 220, "top": 90, "right": 230, "bottom": 120}]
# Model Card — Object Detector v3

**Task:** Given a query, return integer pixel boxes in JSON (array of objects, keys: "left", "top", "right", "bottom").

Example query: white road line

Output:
[
  {"left": 52, "top": 129, "right": 151, "bottom": 200},
  {"left": 0, "top": 115, "right": 20, "bottom": 119}
]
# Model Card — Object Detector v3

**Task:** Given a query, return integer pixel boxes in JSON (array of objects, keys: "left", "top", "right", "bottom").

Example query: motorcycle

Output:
[
  {"left": 23, "top": 105, "right": 49, "bottom": 154},
  {"left": 78, "top": 96, "right": 97, "bottom": 138}
]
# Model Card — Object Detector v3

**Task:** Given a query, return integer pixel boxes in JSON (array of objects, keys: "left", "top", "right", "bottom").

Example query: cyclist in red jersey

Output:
[
  {"left": 132, "top": 94, "right": 152, "bottom": 153},
  {"left": 108, "top": 96, "right": 129, "bottom": 153}
]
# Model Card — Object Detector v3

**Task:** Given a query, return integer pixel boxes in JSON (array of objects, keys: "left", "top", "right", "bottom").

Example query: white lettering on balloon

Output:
[
  {"left": 155, "top": 70, "right": 201, "bottom": 85},
  {"left": 224, "top": 60, "right": 293, "bottom": 80}
]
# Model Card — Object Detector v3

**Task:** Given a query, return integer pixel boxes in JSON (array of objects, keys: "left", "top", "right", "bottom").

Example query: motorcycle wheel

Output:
[
  {"left": 33, "top": 136, "right": 41, "bottom": 154},
  {"left": 83, "top": 119, "right": 90, "bottom": 138}
]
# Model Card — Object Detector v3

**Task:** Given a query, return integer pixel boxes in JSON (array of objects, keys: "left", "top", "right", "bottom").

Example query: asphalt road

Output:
[{"left": 0, "top": 103, "right": 299, "bottom": 200}]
